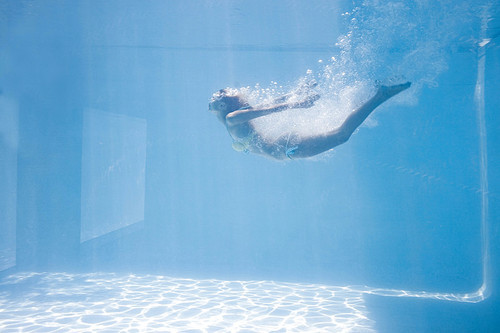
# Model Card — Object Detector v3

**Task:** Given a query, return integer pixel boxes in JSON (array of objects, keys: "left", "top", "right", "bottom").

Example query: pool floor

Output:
[{"left": 0, "top": 272, "right": 375, "bottom": 332}]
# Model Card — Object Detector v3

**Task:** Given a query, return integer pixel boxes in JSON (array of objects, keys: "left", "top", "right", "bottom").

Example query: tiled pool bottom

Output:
[{"left": 0, "top": 272, "right": 375, "bottom": 332}]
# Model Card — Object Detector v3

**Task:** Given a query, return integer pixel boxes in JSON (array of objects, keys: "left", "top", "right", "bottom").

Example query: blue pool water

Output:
[{"left": 1, "top": 0, "right": 499, "bottom": 331}]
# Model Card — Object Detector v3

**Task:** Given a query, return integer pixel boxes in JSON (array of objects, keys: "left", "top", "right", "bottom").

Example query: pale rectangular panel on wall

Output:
[
  {"left": 81, "top": 109, "right": 147, "bottom": 242},
  {"left": 0, "top": 95, "right": 18, "bottom": 271}
]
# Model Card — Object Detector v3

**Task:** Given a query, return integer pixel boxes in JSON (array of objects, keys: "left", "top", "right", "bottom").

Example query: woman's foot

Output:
[{"left": 376, "top": 81, "right": 411, "bottom": 99}]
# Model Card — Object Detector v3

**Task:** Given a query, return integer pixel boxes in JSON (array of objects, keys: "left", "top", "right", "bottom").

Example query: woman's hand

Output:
[{"left": 293, "top": 93, "right": 320, "bottom": 109}]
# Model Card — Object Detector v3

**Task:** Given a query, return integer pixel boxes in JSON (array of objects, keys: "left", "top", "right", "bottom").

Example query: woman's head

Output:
[{"left": 209, "top": 88, "right": 248, "bottom": 122}]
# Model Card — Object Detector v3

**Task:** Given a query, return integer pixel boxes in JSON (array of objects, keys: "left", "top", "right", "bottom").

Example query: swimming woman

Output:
[{"left": 209, "top": 81, "right": 411, "bottom": 160}]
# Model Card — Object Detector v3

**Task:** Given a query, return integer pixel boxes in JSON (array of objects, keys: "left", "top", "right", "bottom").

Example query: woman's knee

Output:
[{"left": 337, "top": 129, "right": 352, "bottom": 144}]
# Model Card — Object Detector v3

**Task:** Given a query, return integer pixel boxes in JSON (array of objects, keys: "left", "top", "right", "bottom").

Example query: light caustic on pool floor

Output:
[{"left": 0, "top": 272, "right": 375, "bottom": 332}]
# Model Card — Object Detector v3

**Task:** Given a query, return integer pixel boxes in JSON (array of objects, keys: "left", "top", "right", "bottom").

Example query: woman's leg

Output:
[
  {"left": 336, "top": 82, "right": 411, "bottom": 142},
  {"left": 281, "top": 82, "right": 411, "bottom": 159}
]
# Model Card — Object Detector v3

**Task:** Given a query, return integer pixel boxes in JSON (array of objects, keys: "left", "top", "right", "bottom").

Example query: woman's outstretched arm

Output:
[{"left": 225, "top": 94, "right": 320, "bottom": 126}]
